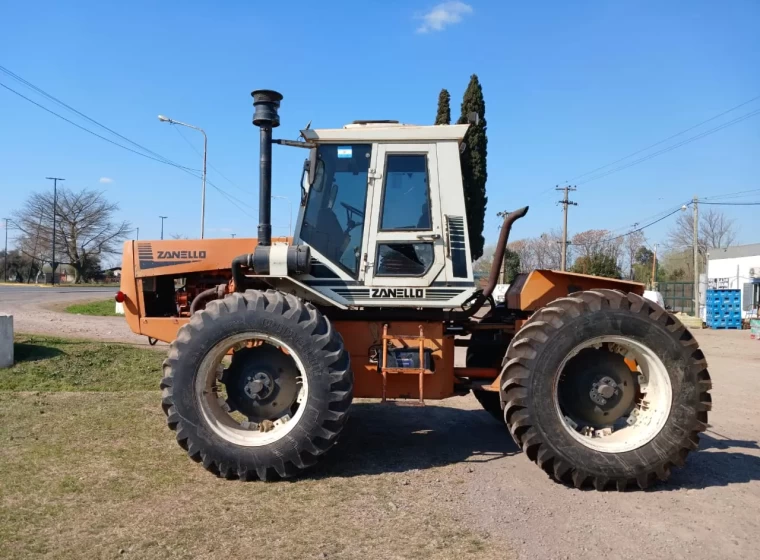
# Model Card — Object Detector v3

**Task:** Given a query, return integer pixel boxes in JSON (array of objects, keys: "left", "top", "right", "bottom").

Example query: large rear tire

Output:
[
  {"left": 501, "top": 289, "right": 712, "bottom": 490},
  {"left": 160, "top": 289, "right": 353, "bottom": 480}
]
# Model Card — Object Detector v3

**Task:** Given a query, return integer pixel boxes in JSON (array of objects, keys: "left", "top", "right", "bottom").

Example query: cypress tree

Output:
[
  {"left": 457, "top": 74, "right": 487, "bottom": 261},
  {"left": 435, "top": 89, "right": 451, "bottom": 125}
]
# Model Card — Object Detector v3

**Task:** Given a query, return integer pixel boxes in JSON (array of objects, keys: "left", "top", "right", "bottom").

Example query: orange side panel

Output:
[
  {"left": 132, "top": 237, "right": 289, "bottom": 278},
  {"left": 507, "top": 269, "right": 645, "bottom": 312},
  {"left": 335, "top": 321, "right": 455, "bottom": 400}
]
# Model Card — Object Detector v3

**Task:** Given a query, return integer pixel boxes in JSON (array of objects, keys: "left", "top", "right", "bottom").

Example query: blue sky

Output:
[{"left": 1, "top": 0, "right": 759, "bottom": 258}]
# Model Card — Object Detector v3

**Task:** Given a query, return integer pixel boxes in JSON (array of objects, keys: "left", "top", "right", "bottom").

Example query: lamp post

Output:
[
  {"left": 158, "top": 115, "right": 207, "bottom": 238},
  {"left": 272, "top": 195, "right": 293, "bottom": 238},
  {"left": 159, "top": 216, "right": 168, "bottom": 240}
]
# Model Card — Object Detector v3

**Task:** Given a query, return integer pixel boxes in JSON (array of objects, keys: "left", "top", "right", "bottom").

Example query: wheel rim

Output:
[
  {"left": 195, "top": 332, "right": 308, "bottom": 447},
  {"left": 554, "top": 335, "right": 672, "bottom": 453}
]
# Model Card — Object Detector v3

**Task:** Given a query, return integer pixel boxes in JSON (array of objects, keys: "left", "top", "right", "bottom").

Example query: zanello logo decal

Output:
[
  {"left": 370, "top": 288, "right": 425, "bottom": 299},
  {"left": 137, "top": 243, "right": 207, "bottom": 270},
  {"left": 156, "top": 250, "right": 207, "bottom": 259}
]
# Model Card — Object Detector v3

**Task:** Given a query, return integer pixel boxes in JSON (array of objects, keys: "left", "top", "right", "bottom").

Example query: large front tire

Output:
[
  {"left": 160, "top": 289, "right": 353, "bottom": 480},
  {"left": 502, "top": 290, "right": 712, "bottom": 491}
]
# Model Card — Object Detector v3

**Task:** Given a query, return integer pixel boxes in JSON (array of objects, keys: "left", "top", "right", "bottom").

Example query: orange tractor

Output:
[{"left": 118, "top": 90, "right": 711, "bottom": 490}]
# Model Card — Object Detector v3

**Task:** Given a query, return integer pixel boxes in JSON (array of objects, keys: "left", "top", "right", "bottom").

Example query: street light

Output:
[
  {"left": 271, "top": 195, "right": 292, "bottom": 238},
  {"left": 158, "top": 115, "right": 207, "bottom": 239},
  {"left": 159, "top": 216, "right": 168, "bottom": 240}
]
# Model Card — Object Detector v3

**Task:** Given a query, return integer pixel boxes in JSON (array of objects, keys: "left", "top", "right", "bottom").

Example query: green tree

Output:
[
  {"left": 457, "top": 74, "right": 488, "bottom": 261},
  {"left": 502, "top": 248, "right": 520, "bottom": 283},
  {"left": 631, "top": 246, "right": 654, "bottom": 283},
  {"left": 571, "top": 253, "right": 621, "bottom": 279},
  {"left": 435, "top": 89, "right": 451, "bottom": 125}
]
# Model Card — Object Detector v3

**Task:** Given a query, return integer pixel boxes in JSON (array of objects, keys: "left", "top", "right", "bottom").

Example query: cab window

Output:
[
  {"left": 301, "top": 144, "right": 371, "bottom": 276},
  {"left": 379, "top": 154, "right": 431, "bottom": 231}
]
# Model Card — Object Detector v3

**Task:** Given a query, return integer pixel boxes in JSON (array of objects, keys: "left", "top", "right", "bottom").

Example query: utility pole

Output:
[
  {"left": 45, "top": 177, "right": 65, "bottom": 285},
  {"left": 692, "top": 195, "right": 699, "bottom": 318},
  {"left": 3, "top": 218, "right": 8, "bottom": 282},
  {"left": 136, "top": 227, "right": 140, "bottom": 241},
  {"left": 231, "top": 233, "right": 236, "bottom": 238},
  {"left": 651, "top": 243, "right": 658, "bottom": 288},
  {"left": 159, "top": 216, "right": 168, "bottom": 240},
  {"left": 556, "top": 185, "right": 577, "bottom": 271}
]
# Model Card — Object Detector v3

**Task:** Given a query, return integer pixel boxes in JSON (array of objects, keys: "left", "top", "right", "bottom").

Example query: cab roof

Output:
[{"left": 301, "top": 123, "right": 469, "bottom": 143}]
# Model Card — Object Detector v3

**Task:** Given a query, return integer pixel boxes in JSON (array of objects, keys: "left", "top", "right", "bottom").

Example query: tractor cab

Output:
[{"left": 285, "top": 121, "right": 476, "bottom": 308}]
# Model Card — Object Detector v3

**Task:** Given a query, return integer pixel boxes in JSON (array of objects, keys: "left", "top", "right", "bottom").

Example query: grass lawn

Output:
[
  {"left": 0, "top": 335, "right": 502, "bottom": 560},
  {"left": 1, "top": 335, "right": 162, "bottom": 391},
  {"left": 64, "top": 299, "right": 118, "bottom": 317}
]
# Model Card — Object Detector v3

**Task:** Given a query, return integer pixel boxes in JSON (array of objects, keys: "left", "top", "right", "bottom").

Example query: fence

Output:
[{"left": 658, "top": 281, "right": 695, "bottom": 315}]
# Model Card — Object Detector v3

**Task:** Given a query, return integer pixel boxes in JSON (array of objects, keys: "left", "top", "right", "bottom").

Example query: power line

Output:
[
  {"left": 579, "top": 108, "right": 760, "bottom": 184},
  {"left": 571, "top": 203, "right": 691, "bottom": 248},
  {"left": 602, "top": 201, "right": 687, "bottom": 236},
  {"left": 0, "top": 65, "right": 193, "bottom": 170},
  {"left": 702, "top": 188, "right": 760, "bottom": 201},
  {"left": 699, "top": 201, "right": 760, "bottom": 206},
  {"left": 567, "top": 93, "right": 760, "bottom": 183},
  {"left": 0, "top": 81, "right": 199, "bottom": 172},
  {"left": 172, "top": 125, "right": 249, "bottom": 195},
  {"left": 0, "top": 73, "right": 258, "bottom": 223}
]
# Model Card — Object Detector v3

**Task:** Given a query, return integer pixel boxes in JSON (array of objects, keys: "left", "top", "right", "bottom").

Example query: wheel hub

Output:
[
  {"left": 221, "top": 345, "right": 300, "bottom": 422},
  {"left": 244, "top": 372, "right": 274, "bottom": 400},
  {"left": 558, "top": 346, "right": 636, "bottom": 428}
]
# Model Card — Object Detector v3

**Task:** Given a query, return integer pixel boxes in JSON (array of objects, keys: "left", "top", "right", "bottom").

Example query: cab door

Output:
[{"left": 362, "top": 143, "right": 445, "bottom": 288}]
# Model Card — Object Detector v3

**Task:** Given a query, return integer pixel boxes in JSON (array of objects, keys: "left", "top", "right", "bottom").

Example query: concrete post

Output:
[{"left": 0, "top": 314, "right": 13, "bottom": 368}]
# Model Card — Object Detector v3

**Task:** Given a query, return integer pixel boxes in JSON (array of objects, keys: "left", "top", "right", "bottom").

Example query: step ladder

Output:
[{"left": 380, "top": 324, "right": 434, "bottom": 405}]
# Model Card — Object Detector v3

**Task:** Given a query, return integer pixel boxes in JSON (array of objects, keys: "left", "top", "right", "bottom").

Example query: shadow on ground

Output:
[
  {"left": 12, "top": 342, "right": 64, "bottom": 363},
  {"left": 312, "top": 406, "right": 760, "bottom": 490},
  {"left": 312, "top": 401, "right": 520, "bottom": 478},
  {"left": 661, "top": 433, "right": 760, "bottom": 490}
]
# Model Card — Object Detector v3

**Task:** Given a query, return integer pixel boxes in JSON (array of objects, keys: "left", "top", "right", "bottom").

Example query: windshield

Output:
[{"left": 300, "top": 144, "right": 371, "bottom": 276}]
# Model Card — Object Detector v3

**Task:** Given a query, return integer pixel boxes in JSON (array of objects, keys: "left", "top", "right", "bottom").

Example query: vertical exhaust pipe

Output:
[{"left": 251, "top": 89, "right": 283, "bottom": 247}]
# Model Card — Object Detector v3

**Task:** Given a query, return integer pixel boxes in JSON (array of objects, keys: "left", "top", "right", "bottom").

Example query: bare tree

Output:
[
  {"left": 700, "top": 208, "right": 737, "bottom": 250},
  {"left": 623, "top": 230, "right": 646, "bottom": 280},
  {"left": 508, "top": 229, "right": 564, "bottom": 272},
  {"left": 666, "top": 207, "right": 738, "bottom": 276},
  {"left": 570, "top": 229, "right": 624, "bottom": 273},
  {"left": 508, "top": 239, "right": 534, "bottom": 272},
  {"left": 13, "top": 188, "right": 130, "bottom": 283}
]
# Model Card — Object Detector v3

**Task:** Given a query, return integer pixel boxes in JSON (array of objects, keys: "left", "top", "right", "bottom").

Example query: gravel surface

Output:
[
  {"left": 0, "top": 285, "right": 151, "bottom": 345},
  {"left": 2, "top": 286, "right": 759, "bottom": 559}
]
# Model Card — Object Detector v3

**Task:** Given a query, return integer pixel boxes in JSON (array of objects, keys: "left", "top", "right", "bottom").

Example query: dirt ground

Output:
[
  {"left": 2, "top": 289, "right": 760, "bottom": 559},
  {"left": 0, "top": 286, "right": 154, "bottom": 345}
]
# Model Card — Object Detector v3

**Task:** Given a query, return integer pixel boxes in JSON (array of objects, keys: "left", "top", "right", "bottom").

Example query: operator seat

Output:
[{"left": 316, "top": 207, "right": 349, "bottom": 264}]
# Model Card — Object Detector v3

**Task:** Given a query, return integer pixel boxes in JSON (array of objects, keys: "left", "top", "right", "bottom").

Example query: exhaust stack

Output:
[{"left": 251, "top": 89, "right": 283, "bottom": 247}]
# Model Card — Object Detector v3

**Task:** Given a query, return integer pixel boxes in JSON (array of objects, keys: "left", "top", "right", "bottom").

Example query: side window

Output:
[
  {"left": 380, "top": 154, "right": 431, "bottom": 230},
  {"left": 376, "top": 243, "right": 434, "bottom": 276}
]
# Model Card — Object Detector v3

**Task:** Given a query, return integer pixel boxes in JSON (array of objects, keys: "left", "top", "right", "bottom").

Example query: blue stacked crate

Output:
[{"left": 706, "top": 289, "right": 742, "bottom": 329}]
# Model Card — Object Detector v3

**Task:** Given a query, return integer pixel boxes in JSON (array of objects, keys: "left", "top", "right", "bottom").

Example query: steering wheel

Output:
[{"left": 340, "top": 202, "right": 365, "bottom": 232}]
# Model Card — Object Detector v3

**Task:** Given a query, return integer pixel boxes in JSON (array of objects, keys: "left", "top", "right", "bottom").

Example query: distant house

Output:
[{"left": 707, "top": 243, "right": 760, "bottom": 318}]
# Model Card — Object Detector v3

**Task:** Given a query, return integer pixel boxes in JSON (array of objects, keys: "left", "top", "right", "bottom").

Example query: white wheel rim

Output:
[
  {"left": 554, "top": 335, "right": 672, "bottom": 453},
  {"left": 196, "top": 332, "right": 309, "bottom": 447}
]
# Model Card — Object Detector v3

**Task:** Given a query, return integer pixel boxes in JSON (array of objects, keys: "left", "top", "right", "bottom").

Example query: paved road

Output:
[
  {"left": 0, "top": 285, "right": 152, "bottom": 345},
  {"left": 0, "top": 285, "right": 116, "bottom": 301}
]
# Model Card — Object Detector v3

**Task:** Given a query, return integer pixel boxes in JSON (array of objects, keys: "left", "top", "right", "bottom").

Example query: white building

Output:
[{"left": 706, "top": 243, "right": 760, "bottom": 319}]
